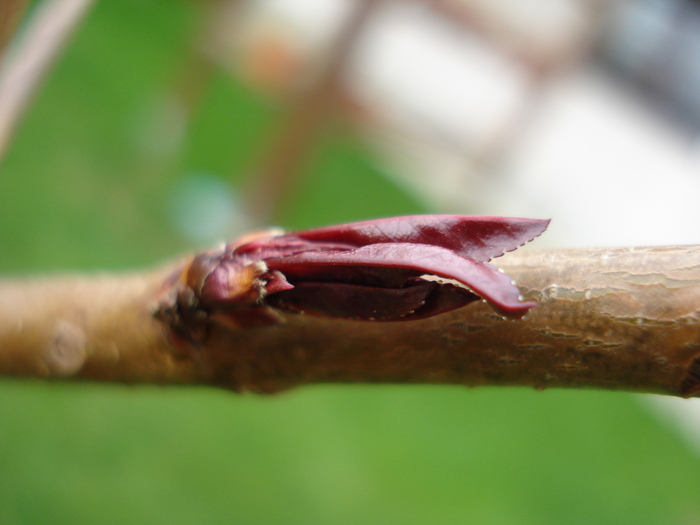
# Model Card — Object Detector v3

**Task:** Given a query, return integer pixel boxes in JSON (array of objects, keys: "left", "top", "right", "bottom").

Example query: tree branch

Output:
[
  {"left": 0, "top": 268, "right": 200, "bottom": 384},
  {"left": 0, "top": 0, "right": 30, "bottom": 59},
  {"left": 2, "top": 245, "right": 699, "bottom": 397},
  {"left": 0, "top": 0, "right": 96, "bottom": 164},
  {"left": 243, "top": 0, "right": 381, "bottom": 224}
]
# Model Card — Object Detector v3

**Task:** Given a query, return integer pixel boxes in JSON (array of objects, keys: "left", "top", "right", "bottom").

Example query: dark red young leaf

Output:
[
  {"left": 234, "top": 238, "right": 354, "bottom": 260},
  {"left": 267, "top": 280, "right": 478, "bottom": 321},
  {"left": 285, "top": 215, "right": 550, "bottom": 262},
  {"left": 265, "top": 243, "right": 536, "bottom": 318},
  {"left": 183, "top": 215, "right": 548, "bottom": 334}
]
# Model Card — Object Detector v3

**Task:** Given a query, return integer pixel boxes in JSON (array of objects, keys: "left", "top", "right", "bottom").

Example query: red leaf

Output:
[
  {"left": 265, "top": 243, "right": 536, "bottom": 318},
  {"left": 267, "top": 280, "right": 478, "bottom": 321},
  {"left": 289, "top": 215, "right": 550, "bottom": 262},
  {"left": 179, "top": 215, "right": 548, "bottom": 336}
]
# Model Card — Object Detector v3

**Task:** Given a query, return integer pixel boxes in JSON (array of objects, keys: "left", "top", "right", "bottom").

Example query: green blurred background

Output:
[{"left": 1, "top": 1, "right": 700, "bottom": 524}]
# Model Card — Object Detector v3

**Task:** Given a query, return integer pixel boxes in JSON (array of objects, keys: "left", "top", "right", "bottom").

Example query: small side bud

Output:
[{"left": 199, "top": 260, "right": 268, "bottom": 307}]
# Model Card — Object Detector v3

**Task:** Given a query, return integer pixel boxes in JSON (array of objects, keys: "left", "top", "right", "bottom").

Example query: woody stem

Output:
[{"left": 1, "top": 245, "right": 699, "bottom": 397}]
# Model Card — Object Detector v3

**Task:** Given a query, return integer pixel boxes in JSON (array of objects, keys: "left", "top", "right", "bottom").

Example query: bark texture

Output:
[{"left": 1, "top": 245, "right": 699, "bottom": 397}]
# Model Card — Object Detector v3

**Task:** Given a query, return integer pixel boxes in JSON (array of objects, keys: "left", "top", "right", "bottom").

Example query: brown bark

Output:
[
  {"left": 1, "top": 245, "right": 699, "bottom": 397},
  {"left": 0, "top": 268, "right": 201, "bottom": 385}
]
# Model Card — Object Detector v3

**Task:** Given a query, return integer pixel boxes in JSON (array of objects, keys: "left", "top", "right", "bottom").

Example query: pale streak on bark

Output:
[
  {"left": 0, "top": 0, "right": 96, "bottom": 163},
  {"left": 0, "top": 246, "right": 699, "bottom": 398}
]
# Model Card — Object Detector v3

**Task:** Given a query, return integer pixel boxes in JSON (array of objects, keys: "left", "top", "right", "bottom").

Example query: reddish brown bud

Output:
[{"left": 155, "top": 215, "right": 549, "bottom": 342}]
